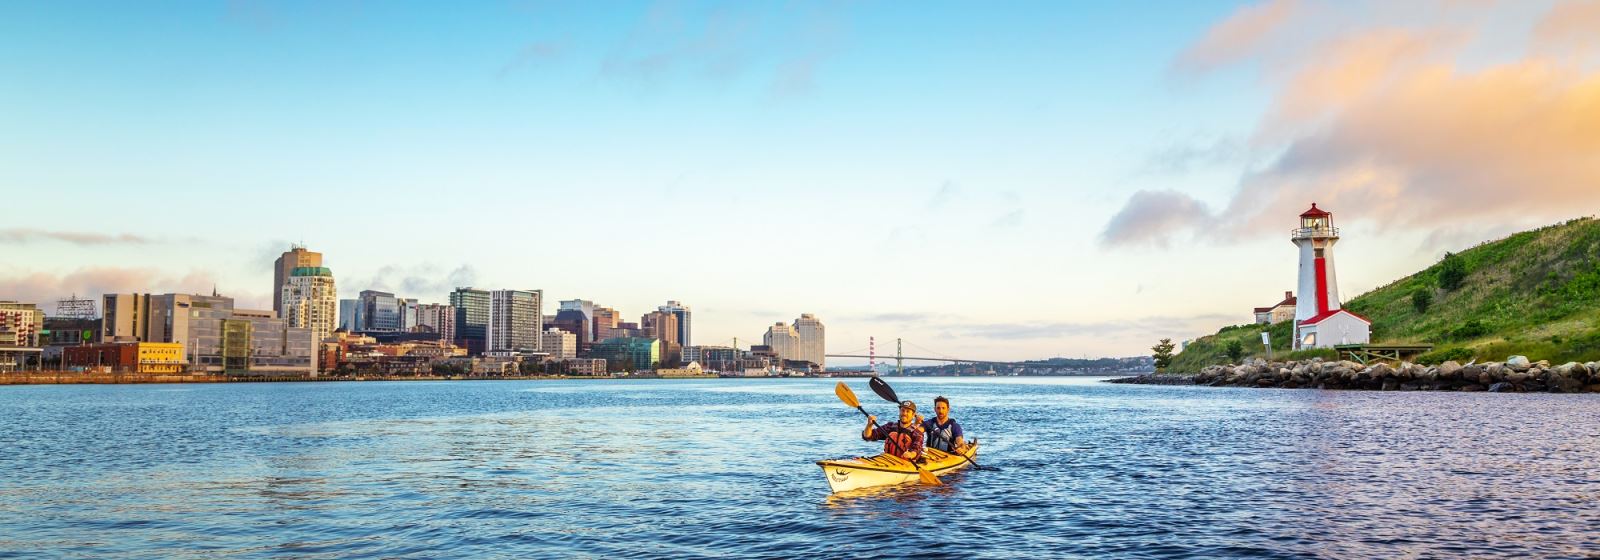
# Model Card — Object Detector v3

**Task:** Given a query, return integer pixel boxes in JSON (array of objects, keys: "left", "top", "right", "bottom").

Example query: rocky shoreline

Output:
[{"left": 1110, "top": 356, "right": 1600, "bottom": 393}]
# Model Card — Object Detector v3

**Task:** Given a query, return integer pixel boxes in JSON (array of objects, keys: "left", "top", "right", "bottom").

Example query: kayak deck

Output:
[{"left": 816, "top": 441, "right": 979, "bottom": 493}]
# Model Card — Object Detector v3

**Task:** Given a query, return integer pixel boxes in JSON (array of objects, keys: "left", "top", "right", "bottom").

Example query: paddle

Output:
[
  {"left": 834, "top": 382, "right": 941, "bottom": 486},
  {"left": 867, "top": 376, "right": 987, "bottom": 471}
]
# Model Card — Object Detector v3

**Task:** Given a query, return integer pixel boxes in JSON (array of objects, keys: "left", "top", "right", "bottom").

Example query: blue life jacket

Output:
[{"left": 923, "top": 418, "right": 962, "bottom": 452}]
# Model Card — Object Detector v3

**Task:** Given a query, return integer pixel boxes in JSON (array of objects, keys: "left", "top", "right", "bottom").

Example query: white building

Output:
[
  {"left": 540, "top": 328, "right": 576, "bottom": 360},
  {"left": 1291, "top": 204, "right": 1371, "bottom": 349},
  {"left": 281, "top": 266, "right": 338, "bottom": 343},
  {"left": 763, "top": 322, "right": 800, "bottom": 362},
  {"left": 793, "top": 313, "right": 825, "bottom": 368},
  {"left": 488, "top": 289, "right": 542, "bottom": 352},
  {"left": 415, "top": 303, "right": 456, "bottom": 342}
]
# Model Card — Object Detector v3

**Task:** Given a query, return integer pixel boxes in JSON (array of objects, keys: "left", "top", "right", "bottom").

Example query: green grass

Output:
[{"left": 1167, "top": 217, "right": 1600, "bottom": 372}]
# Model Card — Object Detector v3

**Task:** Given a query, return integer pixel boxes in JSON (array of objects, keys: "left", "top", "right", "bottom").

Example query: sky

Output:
[{"left": 3, "top": 0, "right": 1598, "bottom": 363}]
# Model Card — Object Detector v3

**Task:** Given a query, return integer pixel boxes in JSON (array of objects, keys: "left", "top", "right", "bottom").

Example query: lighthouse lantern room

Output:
[{"left": 1291, "top": 203, "right": 1371, "bottom": 349}]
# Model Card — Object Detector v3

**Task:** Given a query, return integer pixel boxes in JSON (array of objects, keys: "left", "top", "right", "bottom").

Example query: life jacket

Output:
[
  {"left": 925, "top": 419, "right": 958, "bottom": 452},
  {"left": 881, "top": 423, "right": 920, "bottom": 457}
]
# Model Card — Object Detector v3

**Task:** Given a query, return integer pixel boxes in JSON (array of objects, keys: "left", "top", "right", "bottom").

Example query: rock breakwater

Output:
[{"left": 1116, "top": 356, "right": 1600, "bottom": 392}]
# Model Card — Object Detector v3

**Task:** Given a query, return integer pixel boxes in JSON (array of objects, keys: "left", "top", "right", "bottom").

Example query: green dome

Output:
[{"left": 290, "top": 266, "right": 333, "bottom": 277}]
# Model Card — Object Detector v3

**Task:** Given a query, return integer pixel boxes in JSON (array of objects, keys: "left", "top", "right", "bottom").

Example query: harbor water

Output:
[{"left": 3, "top": 377, "right": 1599, "bottom": 558}]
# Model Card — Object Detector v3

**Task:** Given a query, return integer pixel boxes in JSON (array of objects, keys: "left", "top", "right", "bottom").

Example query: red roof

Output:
[
  {"left": 1298, "top": 308, "right": 1371, "bottom": 325},
  {"left": 1300, "top": 203, "right": 1330, "bottom": 218}
]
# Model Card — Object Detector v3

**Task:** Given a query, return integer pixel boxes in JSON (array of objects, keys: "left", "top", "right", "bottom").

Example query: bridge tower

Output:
[
  {"left": 896, "top": 338, "right": 904, "bottom": 376},
  {"left": 868, "top": 336, "right": 876, "bottom": 374}
]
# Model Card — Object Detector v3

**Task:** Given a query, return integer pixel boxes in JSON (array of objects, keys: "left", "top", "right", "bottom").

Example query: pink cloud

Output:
[
  {"left": 0, "top": 267, "right": 221, "bottom": 314},
  {"left": 1173, "top": 0, "right": 1299, "bottom": 74}
]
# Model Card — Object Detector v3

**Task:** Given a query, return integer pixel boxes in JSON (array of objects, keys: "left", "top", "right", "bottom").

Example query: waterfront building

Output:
[
  {"left": 63, "top": 342, "right": 185, "bottom": 374},
  {"left": 1291, "top": 204, "right": 1372, "bottom": 349},
  {"left": 450, "top": 288, "right": 491, "bottom": 354},
  {"left": 99, "top": 293, "right": 314, "bottom": 375},
  {"left": 540, "top": 328, "right": 577, "bottom": 360},
  {"left": 657, "top": 361, "right": 711, "bottom": 378},
  {"left": 400, "top": 299, "right": 420, "bottom": 331},
  {"left": 592, "top": 306, "right": 621, "bottom": 343},
  {"left": 793, "top": 313, "right": 826, "bottom": 369},
  {"left": 488, "top": 289, "right": 542, "bottom": 352},
  {"left": 590, "top": 337, "right": 660, "bottom": 371},
  {"left": 563, "top": 358, "right": 608, "bottom": 376},
  {"left": 685, "top": 345, "right": 740, "bottom": 372},
  {"left": 415, "top": 303, "right": 456, "bottom": 342},
  {"left": 281, "top": 266, "right": 338, "bottom": 344},
  {"left": 763, "top": 322, "right": 800, "bottom": 362},
  {"left": 658, "top": 301, "right": 691, "bottom": 347},
  {"left": 272, "top": 245, "right": 323, "bottom": 316},
  {"left": 0, "top": 301, "right": 45, "bottom": 347},
  {"left": 1253, "top": 292, "right": 1297, "bottom": 325}
]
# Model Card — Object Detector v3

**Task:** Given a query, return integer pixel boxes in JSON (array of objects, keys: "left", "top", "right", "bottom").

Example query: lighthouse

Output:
[{"left": 1291, "top": 203, "right": 1370, "bottom": 349}]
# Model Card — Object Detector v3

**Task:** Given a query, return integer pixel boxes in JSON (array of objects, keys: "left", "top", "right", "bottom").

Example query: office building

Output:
[
  {"left": 794, "top": 313, "right": 826, "bottom": 369},
  {"left": 98, "top": 293, "right": 314, "bottom": 375},
  {"left": 592, "top": 306, "right": 620, "bottom": 343},
  {"left": 272, "top": 245, "right": 323, "bottom": 316},
  {"left": 450, "top": 288, "right": 491, "bottom": 354},
  {"left": 763, "top": 322, "right": 800, "bottom": 363},
  {"left": 358, "top": 290, "right": 402, "bottom": 332},
  {"left": 658, "top": 301, "right": 691, "bottom": 347},
  {"left": 590, "top": 337, "right": 660, "bottom": 371},
  {"left": 0, "top": 301, "right": 45, "bottom": 347},
  {"left": 338, "top": 299, "right": 362, "bottom": 332},
  {"left": 415, "top": 303, "right": 456, "bottom": 342},
  {"left": 540, "top": 328, "right": 577, "bottom": 360}
]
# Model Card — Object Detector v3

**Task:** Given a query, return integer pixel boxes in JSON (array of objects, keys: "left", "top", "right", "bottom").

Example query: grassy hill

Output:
[{"left": 1168, "top": 217, "right": 1600, "bottom": 372}]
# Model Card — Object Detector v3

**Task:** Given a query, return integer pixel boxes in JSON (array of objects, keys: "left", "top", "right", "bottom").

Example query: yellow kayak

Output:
[{"left": 816, "top": 441, "right": 979, "bottom": 493}]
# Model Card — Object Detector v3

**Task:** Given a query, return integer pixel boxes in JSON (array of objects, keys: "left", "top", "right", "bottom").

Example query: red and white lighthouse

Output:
[{"left": 1292, "top": 203, "right": 1370, "bottom": 349}]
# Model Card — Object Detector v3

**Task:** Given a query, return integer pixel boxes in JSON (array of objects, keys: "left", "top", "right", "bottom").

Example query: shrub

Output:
[
  {"left": 1411, "top": 288, "right": 1433, "bottom": 314},
  {"left": 1224, "top": 339, "right": 1245, "bottom": 363},
  {"left": 1438, "top": 252, "right": 1468, "bottom": 291},
  {"left": 1450, "top": 319, "right": 1490, "bottom": 340}
]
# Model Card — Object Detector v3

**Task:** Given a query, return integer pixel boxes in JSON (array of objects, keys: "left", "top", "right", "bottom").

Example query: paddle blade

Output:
[
  {"left": 918, "top": 467, "right": 942, "bottom": 486},
  {"left": 834, "top": 382, "right": 860, "bottom": 408},
  {"left": 868, "top": 376, "right": 899, "bottom": 404}
]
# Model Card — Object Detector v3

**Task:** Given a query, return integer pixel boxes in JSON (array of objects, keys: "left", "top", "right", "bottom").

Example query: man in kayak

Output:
[
  {"left": 863, "top": 400, "right": 925, "bottom": 462},
  {"left": 921, "top": 395, "right": 967, "bottom": 454}
]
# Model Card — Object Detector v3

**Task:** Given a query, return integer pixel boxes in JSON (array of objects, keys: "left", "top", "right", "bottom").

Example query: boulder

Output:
[
  {"left": 1438, "top": 361, "right": 1463, "bottom": 378},
  {"left": 1507, "top": 355, "right": 1531, "bottom": 370},
  {"left": 1488, "top": 382, "right": 1514, "bottom": 393}
]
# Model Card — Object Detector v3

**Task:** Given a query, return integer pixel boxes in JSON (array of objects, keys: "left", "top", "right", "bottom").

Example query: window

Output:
[{"left": 1302, "top": 332, "right": 1316, "bottom": 346}]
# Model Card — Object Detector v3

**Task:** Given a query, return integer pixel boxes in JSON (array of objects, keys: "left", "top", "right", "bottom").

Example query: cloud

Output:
[
  {"left": 1173, "top": 0, "right": 1299, "bottom": 74},
  {"left": 348, "top": 264, "right": 479, "bottom": 300},
  {"left": 0, "top": 267, "right": 220, "bottom": 314},
  {"left": 1142, "top": 136, "right": 1247, "bottom": 175},
  {"left": 0, "top": 229, "right": 151, "bottom": 246},
  {"left": 1534, "top": 0, "right": 1600, "bottom": 54},
  {"left": 926, "top": 181, "right": 960, "bottom": 210},
  {"left": 990, "top": 209, "right": 1025, "bottom": 229},
  {"left": 1109, "top": 3, "right": 1600, "bottom": 249},
  {"left": 1100, "top": 190, "right": 1213, "bottom": 247}
]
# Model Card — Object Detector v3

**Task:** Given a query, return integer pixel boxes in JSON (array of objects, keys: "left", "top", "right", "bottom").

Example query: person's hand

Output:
[
  {"left": 915, "top": 413, "right": 924, "bottom": 424},
  {"left": 867, "top": 415, "right": 876, "bottom": 424},
  {"left": 901, "top": 451, "right": 917, "bottom": 460}
]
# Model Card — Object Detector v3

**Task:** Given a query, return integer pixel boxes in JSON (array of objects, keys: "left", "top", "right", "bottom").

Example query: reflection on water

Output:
[{"left": 3, "top": 378, "right": 1600, "bottom": 558}]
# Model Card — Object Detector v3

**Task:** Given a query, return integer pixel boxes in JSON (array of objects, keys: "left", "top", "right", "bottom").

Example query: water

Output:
[{"left": 3, "top": 378, "right": 1599, "bottom": 559}]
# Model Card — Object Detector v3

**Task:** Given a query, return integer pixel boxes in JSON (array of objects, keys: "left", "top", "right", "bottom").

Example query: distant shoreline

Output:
[{"left": 0, "top": 371, "right": 1143, "bottom": 386}]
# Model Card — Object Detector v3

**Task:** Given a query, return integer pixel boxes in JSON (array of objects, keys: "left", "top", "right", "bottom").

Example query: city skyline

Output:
[{"left": 4, "top": 1, "right": 1597, "bottom": 361}]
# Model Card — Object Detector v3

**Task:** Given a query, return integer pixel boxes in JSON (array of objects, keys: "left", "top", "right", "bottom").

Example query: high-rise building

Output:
[
  {"left": 415, "top": 303, "right": 456, "bottom": 342},
  {"left": 641, "top": 310, "right": 679, "bottom": 347},
  {"left": 592, "top": 306, "right": 621, "bottom": 342},
  {"left": 281, "top": 266, "right": 338, "bottom": 344},
  {"left": 102, "top": 293, "right": 150, "bottom": 342},
  {"left": 763, "top": 322, "right": 800, "bottom": 362},
  {"left": 0, "top": 301, "right": 45, "bottom": 347},
  {"left": 540, "top": 328, "right": 577, "bottom": 360},
  {"left": 658, "top": 301, "right": 691, "bottom": 347},
  {"left": 338, "top": 299, "right": 362, "bottom": 332},
  {"left": 488, "top": 289, "right": 542, "bottom": 352},
  {"left": 358, "top": 290, "right": 402, "bottom": 332},
  {"left": 400, "top": 298, "right": 420, "bottom": 331},
  {"left": 272, "top": 245, "right": 323, "bottom": 316},
  {"left": 450, "top": 288, "right": 490, "bottom": 354},
  {"left": 559, "top": 300, "right": 595, "bottom": 322},
  {"left": 793, "top": 313, "right": 826, "bottom": 369}
]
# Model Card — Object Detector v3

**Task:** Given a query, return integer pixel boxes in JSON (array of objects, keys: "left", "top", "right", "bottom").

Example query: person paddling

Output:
[
  {"left": 863, "top": 400, "right": 926, "bottom": 462},
  {"left": 921, "top": 396, "right": 967, "bottom": 454}
]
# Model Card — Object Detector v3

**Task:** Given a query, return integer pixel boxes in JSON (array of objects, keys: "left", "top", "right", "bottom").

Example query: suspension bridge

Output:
[{"left": 827, "top": 337, "right": 1035, "bottom": 375}]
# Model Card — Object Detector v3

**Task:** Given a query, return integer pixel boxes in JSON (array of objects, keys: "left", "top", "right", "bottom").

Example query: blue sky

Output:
[{"left": 5, "top": 1, "right": 1594, "bottom": 361}]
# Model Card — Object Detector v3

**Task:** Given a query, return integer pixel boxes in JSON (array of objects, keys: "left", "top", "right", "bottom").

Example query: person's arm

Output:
[
  {"left": 951, "top": 421, "right": 967, "bottom": 452},
  {"left": 906, "top": 428, "right": 926, "bottom": 460},
  {"left": 862, "top": 416, "right": 880, "bottom": 440}
]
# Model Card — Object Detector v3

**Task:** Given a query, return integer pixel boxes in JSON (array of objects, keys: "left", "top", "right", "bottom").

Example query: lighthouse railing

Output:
[{"left": 1292, "top": 226, "right": 1339, "bottom": 239}]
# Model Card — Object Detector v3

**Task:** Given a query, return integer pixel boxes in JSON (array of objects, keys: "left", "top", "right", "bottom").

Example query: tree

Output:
[
  {"left": 1224, "top": 339, "right": 1245, "bottom": 364},
  {"left": 1151, "top": 338, "right": 1176, "bottom": 372},
  {"left": 1438, "top": 252, "right": 1467, "bottom": 291},
  {"left": 1411, "top": 287, "right": 1433, "bottom": 314}
]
